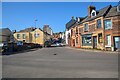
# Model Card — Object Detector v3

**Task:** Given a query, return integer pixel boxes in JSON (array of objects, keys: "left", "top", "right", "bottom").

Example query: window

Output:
[
  {"left": 104, "top": 20, "right": 112, "bottom": 30},
  {"left": 23, "top": 34, "right": 26, "bottom": 39},
  {"left": 17, "top": 34, "right": 20, "bottom": 39},
  {"left": 92, "top": 12, "right": 95, "bottom": 16},
  {"left": 76, "top": 37, "right": 78, "bottom": 44},
  {"left": 98, "top": 33, "right": 102, "bottom": 43},
  {"left": 106, "top": 35, "right": 111, "bottom": 46},
  {"left": 84, "top": 24, "right": 88, "bottom": 32},
  {"left": 34, "top": 32, "right": 40, "bottom": 38},
  {"left": 68, "top": 33, "right": 70, "bottom": 39},
  {"left": 82, "top": 34, "right": 92, "bottom": 46},
  {"left": 76, "top": 27, "right": 78, "bottom": 34},
  {"left": 97, "top": 19, "right": 102, "bottom": 28},
  {"left": 91, "top": 10, "right": 96, "bottom": 17},
  {"left": 117, "top": 5, "right": 120, "bottom": 12}
]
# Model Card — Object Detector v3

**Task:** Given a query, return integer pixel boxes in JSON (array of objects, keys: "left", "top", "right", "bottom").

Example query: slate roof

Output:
[
  {"left": 18, "top": 27, "right": 36, "bottom": 32},
  {"left": 105, "top": 6, "right": 120, "bottom": 17},
  {"left": 0, "top": 28, "right": 12, "bottom": 36},
  {"left": 81, "top": 5, "right": 112, "bottom": 23},
  {"left": 66, "top": 19, "right": 76, "bottom": 29}
]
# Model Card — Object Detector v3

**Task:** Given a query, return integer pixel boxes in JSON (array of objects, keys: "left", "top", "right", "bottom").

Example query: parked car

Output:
[
  {"left": 55, "top": 42, "right": 64, "bottom": 47},
  {"left": 44, "top": 41, "right": 52, "bottom": 47},
  {"left": 0, "top": 42, "right": 8, "bottom": 53}
]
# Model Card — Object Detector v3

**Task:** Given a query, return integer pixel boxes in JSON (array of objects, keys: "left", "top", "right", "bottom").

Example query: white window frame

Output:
[
  {"left": 91, "top": 10, "right": 96, "bottom": 17},
  {"left": 104, "top": 19, "right": 112, "bottom": 30},
  {"left": 105, "top": 35, "right": 111, "bottom": 47},
  {"left": 117, "top": 4, "right": 120, "bottom": 12}
]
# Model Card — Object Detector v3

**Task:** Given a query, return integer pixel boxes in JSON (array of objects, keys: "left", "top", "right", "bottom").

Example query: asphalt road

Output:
[{"left": 2, "top": 47, "right": 118, "bottom": 78}]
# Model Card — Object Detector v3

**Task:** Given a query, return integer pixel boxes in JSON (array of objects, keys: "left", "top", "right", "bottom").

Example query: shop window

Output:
[
  {"left": 17, "top": 34, "right": 20, "bottom": 39},
  {"left": 98, "top": 33, "right": 102, "bottom": 43},
  {"left": 104, "top": 20, "right": 112, "bottom": 30},
  {"left": 82, "top": 34, "right": 92, "bottom": 46},
  {"left": 97, "top": 19, "right": 102, "bottom": 28}
]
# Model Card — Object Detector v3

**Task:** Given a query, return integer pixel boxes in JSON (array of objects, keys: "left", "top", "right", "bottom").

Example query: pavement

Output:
[{"left": 2, "top": 47, "right": 118, "bottom": 78}]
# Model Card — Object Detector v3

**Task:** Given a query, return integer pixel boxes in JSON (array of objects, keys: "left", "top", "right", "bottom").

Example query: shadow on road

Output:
[{"left": 2, "top": 48, "right": 40, "bottom": 56}]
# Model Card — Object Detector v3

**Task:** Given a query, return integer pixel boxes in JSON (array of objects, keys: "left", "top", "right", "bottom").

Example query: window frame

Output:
[
  {"left": 82, "top": 34, "right": 92, "bottom": 46},
  {"left": 106, "top": 35, "right": 111, "bottom": 47},
  {"left": 104, "top": 19, "right": 112, "bottom": 30},
  {"left": 97, "top": 19, "right": 102, "bottom": 28},
  {"left": 23, "top": 34, "right": 26, "bottom": 39},
  {"left": 84, "top": 24, "right": 89, "bottom": 32},
  {"left": 17, "top": 34, "right": 20, "bottom": 39}
]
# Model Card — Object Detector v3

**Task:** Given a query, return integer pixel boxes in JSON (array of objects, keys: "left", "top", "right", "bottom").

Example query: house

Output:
[
  {"left": 0, "top": 28, "right": 14, "bottom": 43},
  {"left": 13, "top": 27, "right": 51, "bottom": 46},
  {"left": 79, "top": 5, "right": 120, "bottom": 51},
  {"left": 43, "top": 25, "right": 53, "bottom": 35},
  {"left": 66, "top": 4, "right": 120, "bottom": 51},
  {"left": 65, "top": 16, "right": 76, "bottom": 46}
]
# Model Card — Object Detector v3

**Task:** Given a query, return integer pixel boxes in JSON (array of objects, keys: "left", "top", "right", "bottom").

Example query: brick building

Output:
[{"left": 66, "top": 4, "right": 120, "bottom": 51}]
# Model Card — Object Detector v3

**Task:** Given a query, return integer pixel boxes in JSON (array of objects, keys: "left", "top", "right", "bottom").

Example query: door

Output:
[
  {"left": 114, "top": 37, "right": 120, "bottom": 50},
  {"left": 93, "top": 36, "right": 97, "bottom": 49}
]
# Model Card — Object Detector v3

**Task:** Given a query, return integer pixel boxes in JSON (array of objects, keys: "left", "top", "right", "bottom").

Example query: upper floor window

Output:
[
  {"left": 84, "top": 24, "right": 89, "bottom": 32},
  {"left": 97, "top": 19, "right": 102, "bottom": 28},
  {"left": 23, "top": 34, "right": 26, "bottom": 39},
  {"left": 17, "top": 34, "right": 20, "bottom": 39},
  {"left": 91, "top": 10, "right": 96, "bottom": 17},
  {"left": 104, "top": 20, "right": 112, "bottom": 30},
  {"left": 76, "top": 27, "right": 78, "bottom": 34},
  {"left": 117, "top": 4, "right": 120, "bottom": 12}
]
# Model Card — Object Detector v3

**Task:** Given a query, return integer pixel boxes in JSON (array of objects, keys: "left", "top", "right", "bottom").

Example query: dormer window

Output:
[
  {"left": 91, "top": 10, "right": 96, "bottom": 17},
  {"left": 117, "top": 4, "right": 120, "bottom": 12}
]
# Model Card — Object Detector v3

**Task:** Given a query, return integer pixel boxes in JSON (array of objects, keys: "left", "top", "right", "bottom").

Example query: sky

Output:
[{"left": 2, "top": 2, "right": 118, "bottom": 33}]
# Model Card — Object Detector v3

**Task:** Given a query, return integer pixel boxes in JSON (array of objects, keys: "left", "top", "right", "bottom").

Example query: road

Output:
[{"left": 2, "top": 47, "right": 118, "bottom": 78}]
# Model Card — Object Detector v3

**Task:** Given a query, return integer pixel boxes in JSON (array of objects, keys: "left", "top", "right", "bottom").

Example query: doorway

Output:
[
  {"left": 93, "top": 36, "right": 97, "bottom": 49},
  {"left": 114, "top": 36, "right": 120, "bottom": 51}
]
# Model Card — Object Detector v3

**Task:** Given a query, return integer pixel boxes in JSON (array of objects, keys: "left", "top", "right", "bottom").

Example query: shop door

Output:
[
  {"left": 114, "top": 37, "right": 120, "bottom": 50},
  {"left": 93, "top": 36, "right": 97, "bottom": 49}
]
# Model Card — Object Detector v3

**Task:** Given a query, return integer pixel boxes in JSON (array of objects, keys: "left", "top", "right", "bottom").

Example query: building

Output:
[
  {"left": 13, "top": 27, "right": 51, "bottom": 46},
  {"left": 0, "top": 28, "right": 14, "bottom": 43},
  {"left": 43, "top": 25, "right": 53, "bottom": 35},
  {"left": 65, "top": 16, "right": 76, "bottom": 46},
  {"left": 66, "top": 4, "right": 120, "bottom": 51},
  {"left": 52, "top": 32, "right": 65, "bottom": 40}
]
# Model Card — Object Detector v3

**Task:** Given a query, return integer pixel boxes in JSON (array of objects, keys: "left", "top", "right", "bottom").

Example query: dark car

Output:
[{"left": 44, "top": 41, "right": 52, "bottom": 47}]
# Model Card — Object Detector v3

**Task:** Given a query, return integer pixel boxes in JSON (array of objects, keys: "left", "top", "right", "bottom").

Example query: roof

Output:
[
  {"left": 105, "top": 6, "right": 120, "bottom": 17},
  {"left": 18, "top": 27, "right": 36, "bottom": 32},
  {"left": 81, "top": 5, "right": 112, "bottom": 23},
  {"left": 66, "top": 19, "right": 76, "bottom": 29},
  {"left": 0, "top": 28, "right": 12, "bottom": 36}
]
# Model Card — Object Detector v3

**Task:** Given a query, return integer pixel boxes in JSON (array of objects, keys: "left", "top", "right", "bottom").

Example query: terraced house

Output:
[{"left": 66, "top": 4, "right": 120, "bottom": 51}]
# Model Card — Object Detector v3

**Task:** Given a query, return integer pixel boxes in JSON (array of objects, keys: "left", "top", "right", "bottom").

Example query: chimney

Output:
[
  {"left": 72, "top": 16, "right": 74, "bottom": 20},
  {"left": 88, "top": 6, "right": 96, "bottom": 17}
]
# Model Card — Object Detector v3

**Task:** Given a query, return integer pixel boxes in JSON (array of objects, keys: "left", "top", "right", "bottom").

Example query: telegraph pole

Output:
[{"left": 35, "top": 19, "right": 38, "bottom": 44}]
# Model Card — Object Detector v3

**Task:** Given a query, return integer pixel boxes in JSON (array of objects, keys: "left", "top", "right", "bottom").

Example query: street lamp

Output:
[{"left": 34, "top": 19, "right": 38, "bottom": 44}]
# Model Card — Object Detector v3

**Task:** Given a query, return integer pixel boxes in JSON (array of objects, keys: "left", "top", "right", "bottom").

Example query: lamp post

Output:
[{"left": 34, "top": 19, "right": 38, "bottom": 44}]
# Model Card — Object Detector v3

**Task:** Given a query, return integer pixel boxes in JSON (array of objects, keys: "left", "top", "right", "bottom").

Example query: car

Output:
[{"left": 44, "top": 41, "right": 52, "bottom": 47}]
